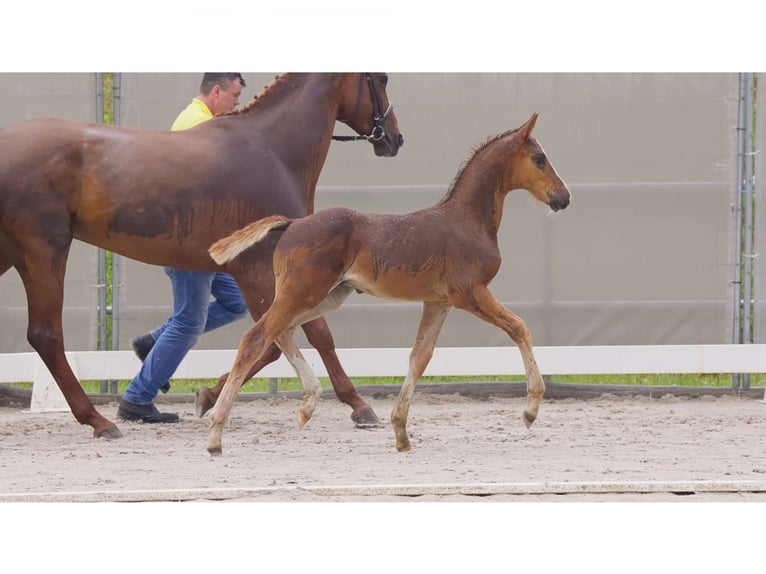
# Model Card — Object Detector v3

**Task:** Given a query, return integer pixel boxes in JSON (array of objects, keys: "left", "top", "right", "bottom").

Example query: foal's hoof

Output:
[
  {"left": 297, "top": 409, "right": 311, "bottom": 428},
  {"left": 207, "top": 446, "right": 222, "bottom": 457},
  {"left": 396, "top": 441, "right": 412, "bottom": 453},
  {"left": 95, "top": 424, "right": 123, "bottom": 440},
  {"left": 523, "top": 410, "right": 537, "bottom": 429},
  {"left": 351, "top": 406, "right": 381, "bottom": 428},
  {"left": 195, "top": 387, "right": 216, "bottom": 418}
]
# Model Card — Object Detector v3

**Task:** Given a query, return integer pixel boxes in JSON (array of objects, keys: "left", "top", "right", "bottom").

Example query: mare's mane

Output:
[
  {"left": 218, "top": 73, "right": 289, "bottom": 117},
  {"left": 440, "top": 126, "right": 520, "bottom": 204}
]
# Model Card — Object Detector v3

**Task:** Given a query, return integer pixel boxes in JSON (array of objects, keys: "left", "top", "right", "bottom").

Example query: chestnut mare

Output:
[
  {"left": 0, "top": 73, "right": 403, "bottom": 439},
  {"left": 206, "top": 113, "right": 570, "bottom": 455}
]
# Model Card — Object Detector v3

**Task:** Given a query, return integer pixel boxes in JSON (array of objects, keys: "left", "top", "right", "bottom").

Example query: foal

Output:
[{"left": 206, "top": 113, "right": 570, "bottom": 455}]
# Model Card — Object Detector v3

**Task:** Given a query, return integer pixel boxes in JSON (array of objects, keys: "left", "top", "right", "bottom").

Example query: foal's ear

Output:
[{"left": 518, "top": 112, "right": 539, "bottom": 140}]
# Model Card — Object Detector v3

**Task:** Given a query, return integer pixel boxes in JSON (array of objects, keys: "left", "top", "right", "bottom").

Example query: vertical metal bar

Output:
[
  {"left": 95, "top": 73, "right": 109, "bottom": 394},
  {"left": 742, "top": 73, "right": 756, "bottom": 388},
  {"left": 109, "top": 73, "right": 123, "bottom": 394},
  {"left": 732, "top": 73, "right": 747, "bottom": 388},
  {"left": 111, "top": 74, "right": 122, "bottom": 347}
]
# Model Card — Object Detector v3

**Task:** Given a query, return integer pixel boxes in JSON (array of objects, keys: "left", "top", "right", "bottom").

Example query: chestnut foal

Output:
[{"left": 206, "top": 113, "right": 570, "bottom": 455}]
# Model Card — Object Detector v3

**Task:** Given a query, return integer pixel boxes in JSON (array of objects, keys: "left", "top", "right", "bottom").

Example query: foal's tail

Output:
[{"left": 209, "top": 215, "right": 293, "bottom": 265}]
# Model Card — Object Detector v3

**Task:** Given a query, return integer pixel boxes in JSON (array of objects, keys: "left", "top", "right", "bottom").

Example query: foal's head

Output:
[{"left": 503, "top": 113, "right": 570, "bottom": 212}]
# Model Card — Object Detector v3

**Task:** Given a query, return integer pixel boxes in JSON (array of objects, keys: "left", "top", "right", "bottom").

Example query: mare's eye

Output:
[
  {"left": 532, "top": 154, "right": 547, "bottom": 169},
  {"left": 379, "top": 74, "right": 389, "bottom": 86}
]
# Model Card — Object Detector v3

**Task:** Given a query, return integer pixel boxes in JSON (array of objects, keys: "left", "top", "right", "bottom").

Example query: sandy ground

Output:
[
  {"left": 3, "top": 391, "right": 764, "bottom": 573},
  {"left": 1, "top": 391, "right": 765, "bottom": 502}
]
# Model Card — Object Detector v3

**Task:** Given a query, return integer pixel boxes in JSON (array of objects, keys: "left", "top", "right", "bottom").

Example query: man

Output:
[{"left": 117, "top": 73, "right": 249, "bottom": 424}]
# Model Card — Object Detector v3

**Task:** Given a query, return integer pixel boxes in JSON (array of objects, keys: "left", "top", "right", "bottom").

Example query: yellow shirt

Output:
[{"left": 170, "top": 98, "right": 213, "bottom": 131}]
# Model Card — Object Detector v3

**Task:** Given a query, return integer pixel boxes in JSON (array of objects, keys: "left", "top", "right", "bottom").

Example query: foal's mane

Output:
[
  {"left": 440, "top": 126, "right": 520, "bottom": 203},
  {"left": 218, "top": 73, "right": 289, "bottom": 117}
]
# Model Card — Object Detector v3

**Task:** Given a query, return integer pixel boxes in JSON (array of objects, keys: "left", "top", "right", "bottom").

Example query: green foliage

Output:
[{"left": 56, "top": 372, "right": 757, "bottom": 395}]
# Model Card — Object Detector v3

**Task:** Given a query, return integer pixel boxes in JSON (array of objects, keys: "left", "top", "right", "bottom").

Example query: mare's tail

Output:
[{"left": 209, "top": 215, "right": 293, "bottom": 265}]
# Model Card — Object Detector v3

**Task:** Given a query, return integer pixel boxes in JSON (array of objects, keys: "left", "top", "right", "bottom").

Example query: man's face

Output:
[{"left": 211, "top": 78, "right": 243, "bottom": 115}]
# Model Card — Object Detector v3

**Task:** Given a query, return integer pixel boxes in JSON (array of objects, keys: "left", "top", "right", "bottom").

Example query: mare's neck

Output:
[{"left": 235, "top": 74, "right": 342, "bottom": 197}]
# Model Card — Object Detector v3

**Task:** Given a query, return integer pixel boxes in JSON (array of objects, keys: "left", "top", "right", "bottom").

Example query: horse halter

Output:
[{"left": 333, "top": 74, "right": 393, "bottom": 142}]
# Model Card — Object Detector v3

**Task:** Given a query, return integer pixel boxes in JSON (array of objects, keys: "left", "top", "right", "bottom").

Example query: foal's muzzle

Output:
[{"left": 548, "top": 189, "right": 571, "bottom": 212}]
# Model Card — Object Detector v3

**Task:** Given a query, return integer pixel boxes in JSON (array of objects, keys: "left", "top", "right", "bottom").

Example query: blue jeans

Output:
[{"left": 123, "top": 267, "right": 248, "bottom": 404}]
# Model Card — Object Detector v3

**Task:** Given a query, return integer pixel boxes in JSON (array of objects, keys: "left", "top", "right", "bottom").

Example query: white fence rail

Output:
[{"left": 2, "top": 344, "right": 766, "bottom": 412}]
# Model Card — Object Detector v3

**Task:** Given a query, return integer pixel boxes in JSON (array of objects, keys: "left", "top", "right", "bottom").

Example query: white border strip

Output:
[
  {"left": 3, "top": 344, "right": 766, "bottom": 412},
  {"left": 2, "top": 480, "right": 766, "bottom": 502},
  {"left": 4, "top": 344, "right": 766, "bottom": 384}
]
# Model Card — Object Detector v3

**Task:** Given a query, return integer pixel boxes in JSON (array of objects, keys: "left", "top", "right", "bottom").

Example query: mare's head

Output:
[
  {"left": 504, "top": 113, "right": 570, "bottom": 212},
  {"left": 337, "top": 73, "right": 404, "bottom": 157}
]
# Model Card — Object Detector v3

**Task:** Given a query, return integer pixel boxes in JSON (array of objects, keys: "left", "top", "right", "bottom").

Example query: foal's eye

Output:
[
  {"left": 532, "top": 154, "right": 547, "bottom": 169},
  {"left": 379, "top": 74, "right": 389, "bottom": 86}
]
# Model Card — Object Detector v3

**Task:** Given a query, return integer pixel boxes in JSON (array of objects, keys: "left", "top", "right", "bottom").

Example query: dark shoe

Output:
[
  {"left": 131, "top": 333, "right": 155, "bottom": 362},
  {"left": 117, "top": 398, "right": 179, "bottom": 423},
  {"left": 131, "top": 334, "right": 170, "bottom": 393}
]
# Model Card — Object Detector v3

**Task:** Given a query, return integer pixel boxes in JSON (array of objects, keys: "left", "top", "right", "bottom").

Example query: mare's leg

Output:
[
  {"left": 277, "top": 283, "right": 358, "bottom": 426},
  {"left": 458, "top": 285, "right": 544, "bottom": 428},
  {"left": 391, "top": 303, "right": 450, "bottom": 452},
  {"left": 301, "top": 318, "right": 380, "bottom": 426},
  {"left": 14, "top": 242, "right": 121, "bottom": 438},
  {"left": 0, "top": 256, "right": 11, "bottom": 277}
]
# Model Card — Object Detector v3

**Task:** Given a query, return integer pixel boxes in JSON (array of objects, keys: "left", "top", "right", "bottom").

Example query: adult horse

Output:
[
  {"left": 206, "top": 113, "right": 569, "bottom": 455},
  {"left": 0, "top": 73, "right": 403, "bottom": 439}
]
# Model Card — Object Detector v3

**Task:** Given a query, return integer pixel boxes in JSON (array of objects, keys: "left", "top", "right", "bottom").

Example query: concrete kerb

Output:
[{"left": 2, "top": 480, "right": 766, "bottom": 502}]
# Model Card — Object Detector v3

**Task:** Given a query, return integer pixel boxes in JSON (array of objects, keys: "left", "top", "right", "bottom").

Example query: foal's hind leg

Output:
[
  {"left": 207, "top": 316, "right": 279, "bottom": 455},
  {"left": 207, "top": 302, "right": 313, "bottom": 455},
  {"left": 458, "top": 286, "right": 545, "bottom": 428},
  {"left": 14, "top": 244, "right": 121, "bottom": 438},
  {"left": 391, "top": 302, "right": 450, "bottom": 452},
  {"left": 195, "top": 317, "right": 381, "bottom": 426},
  {"left": 197, "top": 268, "right": 379, "bottom": 426},
  {"left": 274, "top": 329, "right": 323, "bottom": 427}
]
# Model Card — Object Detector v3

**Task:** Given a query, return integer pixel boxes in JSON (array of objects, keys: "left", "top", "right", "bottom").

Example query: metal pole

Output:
[
  {"left": 732, "top": 73, "right": 747, "bottom": 388},
  {"left": 742, "top": 73, "right": 756, "bottom": 388},
  {"left": 109, "top": 73, "right": 123, "bottom": 394},
  {"left": 95, "top": 73, "right": 109, "bottom": 393}
]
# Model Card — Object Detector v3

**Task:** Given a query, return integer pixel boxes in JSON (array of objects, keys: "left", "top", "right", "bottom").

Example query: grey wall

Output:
[{"left": 0, "top": 73, "right": 744, "bottom": 357}]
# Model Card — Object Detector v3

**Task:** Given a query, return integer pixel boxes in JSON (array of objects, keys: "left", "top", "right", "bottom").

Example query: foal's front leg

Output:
[
  {"left": 462, "top": 286, "right": 545, "bottom": 428},
  {"left": 391, "top": 303, "right": 450, "bottom": 452}
]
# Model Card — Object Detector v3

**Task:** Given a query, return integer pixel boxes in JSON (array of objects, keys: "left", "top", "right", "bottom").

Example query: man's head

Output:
[{"left": 198, "top": 73, "right": 246, "bottom": 115}]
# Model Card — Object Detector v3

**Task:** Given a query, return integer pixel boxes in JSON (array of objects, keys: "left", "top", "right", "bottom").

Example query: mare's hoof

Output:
[
  {"left": 523, "top": 410, "right": 536, "bottom": 429},
  {"left": 207, "top": 446, "right": 222, "bottom": 457},
  {"left": 351, "top": 406, "right": 381, "bottom": 428},
  {"left": 95, "top": 424, "right": 123, "bottom": 440},
  {"left": 195, "top": 387, "right": 216, "bottom": 418}
]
